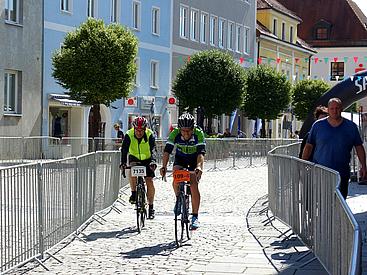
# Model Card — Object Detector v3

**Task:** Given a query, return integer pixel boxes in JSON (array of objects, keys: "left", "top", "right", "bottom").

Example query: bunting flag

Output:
[{"left": 175, "top": 55, "right": 367, "bottom": 66}]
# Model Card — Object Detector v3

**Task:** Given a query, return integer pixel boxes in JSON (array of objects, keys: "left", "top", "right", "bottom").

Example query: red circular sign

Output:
[
  {"left": 127, "top": 98, "right": 134, "bottom": 105},
  {"left": 168, "top": 97, "right": 176, "bottom": 104}
]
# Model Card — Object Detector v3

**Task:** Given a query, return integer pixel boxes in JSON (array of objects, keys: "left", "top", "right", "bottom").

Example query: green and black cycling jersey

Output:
[{"left": 164, "top": 127, "right": 206, "bottom": 164}]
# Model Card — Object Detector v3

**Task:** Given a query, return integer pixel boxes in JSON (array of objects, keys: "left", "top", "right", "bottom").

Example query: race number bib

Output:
[
  {"left": 131, "top": 166, "right": 147, "bottom": 177},
  {"left": 173, "top": 170, "right": 191, "bottom": 184}
]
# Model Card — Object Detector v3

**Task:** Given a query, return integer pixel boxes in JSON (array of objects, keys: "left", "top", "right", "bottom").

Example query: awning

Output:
[{"left": 49, "top": 93, "right": 83, "bottom": 107}]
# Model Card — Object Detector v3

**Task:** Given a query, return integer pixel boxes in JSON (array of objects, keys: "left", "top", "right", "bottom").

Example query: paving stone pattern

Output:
[{"left": 16, "top": 167, "right": 327, "bottom": 275}]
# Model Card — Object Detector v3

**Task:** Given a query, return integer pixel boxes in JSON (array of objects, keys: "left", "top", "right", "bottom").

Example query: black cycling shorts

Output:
[
  {"left": 128, "top": 157, "right": 155, "bottom": 178},
  {"left": 173, "top": 157, "right": 197, "bottom": 171}
]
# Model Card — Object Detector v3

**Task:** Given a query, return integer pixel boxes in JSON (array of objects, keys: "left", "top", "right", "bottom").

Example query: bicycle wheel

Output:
[
  {"left": 184, "top": 194, "right": 191, "bottom": 240},
  {"left": 136, "top": 178, "right": 146, "bottom": 233},
  {"left": 174, "top": 193, "right": 185, "bottom": 247}
]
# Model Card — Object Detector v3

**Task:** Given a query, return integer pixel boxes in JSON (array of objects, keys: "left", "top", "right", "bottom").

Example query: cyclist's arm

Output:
[
  {"left": 196, "top": 153, "right": 204, "bottom": 171},
  {"left": 149, "top": 133, "right": 157, "bottom": 163},
  {"left": 121, "top": 135, "right": 131, "bottom": 165},
  {"left": 162, "top": 151, "right": 170, "bottom": 169}
]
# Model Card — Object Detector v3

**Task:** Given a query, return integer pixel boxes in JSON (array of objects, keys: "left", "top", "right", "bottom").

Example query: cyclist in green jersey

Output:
[
  {"left": 120, "top": 117, "right": 157, "bottom": 219},
  {"left": 160, "top": 113, "right": 206, "bottom": 229}
]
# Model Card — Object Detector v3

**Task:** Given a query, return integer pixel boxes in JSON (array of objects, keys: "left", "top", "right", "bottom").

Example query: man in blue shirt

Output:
[{"left": 302, "top": 98, "right": 366, "bottom": 199}]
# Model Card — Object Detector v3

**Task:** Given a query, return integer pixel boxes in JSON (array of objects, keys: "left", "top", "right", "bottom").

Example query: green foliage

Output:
[
  {"left": 292, "top": 79, "right": 330, "bottom": 120},
  {"left": 52, "top": 18, "right": 138, "bottom": 106},
  {"left": 242, "top": 65, "right": 291, "bottom": 120},
  {"left": 172, "top": 50, "right": 246, "bottom": 118}
]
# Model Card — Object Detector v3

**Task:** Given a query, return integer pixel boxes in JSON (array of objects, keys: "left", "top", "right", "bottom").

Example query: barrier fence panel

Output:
[
  {"left": 0, "top": 151, "right": 125, "bottom": 273},
  {"left": 0, "top": 163, "right": 40, "bottom": 272},
  {"left": 268, "top": 143, "right": 361, "bottom": 275}
]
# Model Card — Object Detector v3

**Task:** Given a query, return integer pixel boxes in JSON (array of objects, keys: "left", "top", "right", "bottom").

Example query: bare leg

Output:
[{"left": 145, "top": 177, "right": 155, "bottom": 205}]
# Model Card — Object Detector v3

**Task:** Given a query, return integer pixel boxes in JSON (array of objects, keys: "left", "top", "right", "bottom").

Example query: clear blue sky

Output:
[{"left": 353, "top": 0, "right": 367, "bottom": 17}]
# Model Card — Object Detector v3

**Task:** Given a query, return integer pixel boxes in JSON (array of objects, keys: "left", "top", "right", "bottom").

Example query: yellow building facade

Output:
[{"left": 256, "top": 0, "right": 316, "bottom": 138}]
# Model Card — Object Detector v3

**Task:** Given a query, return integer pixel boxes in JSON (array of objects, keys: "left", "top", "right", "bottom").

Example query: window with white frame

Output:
[
  {"left": 219, "top": 18, "right": 225, "bottom": 48},
  {"left": 244, "top": 27, "right": 249, "bottom": 54},
  {"left": 273, "top": 18, "right": 277, "bottom": 36},
  {"left": 190, "top": 9, "right": 199, "bottom": 41},
  {"left": 87, "top": 0, "right": 96, "bottom": 18},
  {"left": 281, "top": 22, "right": 285, "bottom": 40},
  {"left": 150, "top": 60, "right": 159, "bottom": 88},
  {"left": 111, "top": 0, "right": 119, "bottom": 22},
  {"left": 200, "top": 12, "right": 208, "bottom": 44},
  {"left": 134, "top": 57, "right": 140, "bottom": 86},
  {"left": 61, "top": 0, "right": 71, "bottom": 12},
  {"left": 4, "top": 71, "right": 21, "bottom": 114},
  {"left": 5, "top": 0, "right": 21, "bottom": 23},
  {"left": 152, "top": 7, "right": 160, "bottom": 35},
  {"left": 132, "top": 1, "right": 141, "bottom": 30},
  {"left": 290, "top": 26, "right": 293, "bottom": 43},
  {"left": 179, "top": 5, "right": 188, "bottom": 38},
  {"left": 210, "top": 15, "right": 217, "bottom": 46},
  {"left": 236, "top": 24, "right": 242, "bottom": 52},
  {"left": 227, "top": 21, "right": 234, "bottom": 50}
]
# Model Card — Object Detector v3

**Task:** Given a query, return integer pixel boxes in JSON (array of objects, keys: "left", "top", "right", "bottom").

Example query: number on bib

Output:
[
  {"left": 131, "top": 166, "right": 147, "bottom": 177},
  {"left": 173, "top": 170, "right": 191, "bottom": 184}
]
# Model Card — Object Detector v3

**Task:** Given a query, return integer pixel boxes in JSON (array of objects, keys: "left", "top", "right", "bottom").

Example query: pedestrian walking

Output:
[{"left": 302, "top": 98, "right": 367, "bottom": 199}]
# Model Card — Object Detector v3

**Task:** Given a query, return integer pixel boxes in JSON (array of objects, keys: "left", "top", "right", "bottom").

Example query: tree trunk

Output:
[
  {"left": 207, "top": 117, "right": 213, "bottom": 134},
  {"left": 260, "top": 118, "right": 266, "bottom": 138}
]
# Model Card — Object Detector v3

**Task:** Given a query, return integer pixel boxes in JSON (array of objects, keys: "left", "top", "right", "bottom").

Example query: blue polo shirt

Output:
[{"left": 307, "top": 117, "right": 363, "bottom": 178}]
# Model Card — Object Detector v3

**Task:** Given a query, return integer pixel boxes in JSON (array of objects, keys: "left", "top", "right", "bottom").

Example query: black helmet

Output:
[{"left": 178, "top": 113, "right": 195, "bottom": 129}]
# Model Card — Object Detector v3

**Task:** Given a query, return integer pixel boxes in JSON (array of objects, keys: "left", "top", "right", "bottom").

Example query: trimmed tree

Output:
[
  {"left": 172, "top": 49, "right": 246, "bottom": 133},
  {"left": 242, "top": 65, "right": 291, "bottom": 137},
  {"left": 52, "top": 19, "right": 138, "bottom": 136},
  {"left": 292, "top": 79, "right": 330, "bottom": 121}
]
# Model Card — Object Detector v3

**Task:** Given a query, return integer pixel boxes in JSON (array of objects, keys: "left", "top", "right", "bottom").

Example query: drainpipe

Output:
[{"left": 40, "top": 0, "right": 45, "bottom": 136}]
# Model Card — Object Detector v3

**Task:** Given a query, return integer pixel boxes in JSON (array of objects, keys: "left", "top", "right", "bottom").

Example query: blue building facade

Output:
[{"left": 43, "top": 0, "right": 172, "bottom": 139}]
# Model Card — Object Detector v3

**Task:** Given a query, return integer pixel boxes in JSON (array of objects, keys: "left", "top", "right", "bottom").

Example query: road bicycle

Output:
[
  {"left": 172, "top": 169, "right": 193, "bottom": 247},
  {"left": 123, "top": 164, "right": 147, "bottom": 233}
]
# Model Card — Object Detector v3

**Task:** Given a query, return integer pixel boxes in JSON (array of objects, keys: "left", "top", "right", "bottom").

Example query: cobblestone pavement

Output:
[{"left": 18, "top": 166, "right": 327, "bottom": 275}]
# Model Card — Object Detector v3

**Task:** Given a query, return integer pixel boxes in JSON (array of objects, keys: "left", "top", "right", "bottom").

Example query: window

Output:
[
  {"left": 227, "top": 21, "right": 234, "bottom": 50},
  {"left": 281, "top": 22, "right": 285, "bottom": 40},
  {"left": 273, "top": 18, "right": 277, "bottom": 35},
  {"left": 200, "top": 12, "right": 208, "bottom": 44},
  {"left": 190, "top": 9, "right": 199, "bottom": 41},
  {"left": 316, "top": 28, "right": 328, "bottom": 40},
  {"left": 210, "top": 15, "right": 217, "bottom": 46},
  {"left": 150, "top": 60, "right": 159, "bottom": 88},
  {"left": 290, "top": 26, "right": 293, "bottom": 43},
  {"left": 61, "top": 0, "right": 71, "bottom": 12},
  {"left": 134, "top": 58, "right": 140, "bottom": 86},
  {"left": 152, "top": 7, "right": 160, "bottom": 35},
  {"left": 314, "top": 20, "right": 332, "bottom": 40},
  {"left": 111, "top": 0, "right": 119, "bottom": 22},
  {"left": 132, "top": 1, "right": 141, "bottom": 30},
  {"left": 5, "top": 0, "right": 20, "bottom": 23},
  {"left": 244, "top": 27, "right": 249, "bottom": 54},
  {"left": 4, "top": 71, "right": 21, "bottom": 114},
  {"left": 236, "top": 25, "right": 242, "bottom": 52},
  {"left": 219, "top": 18, "right": 225, "bottom": 48},
  {"left": 179, "top": 5, "right": 188, "bottom": 38},
  {"left": 331, "top": 62, "right": 344, "bottom": 81},
  {"left": 87, "top": 0, "right": 96, "bottom": 18}
]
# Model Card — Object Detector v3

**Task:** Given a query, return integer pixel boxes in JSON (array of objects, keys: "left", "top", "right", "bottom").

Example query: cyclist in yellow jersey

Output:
[
  {"left": 120, "top": 117, "right": 157, "bottom": 219},
  {"left": 160, "top": 113, "right": 206, "bottom": 229}
]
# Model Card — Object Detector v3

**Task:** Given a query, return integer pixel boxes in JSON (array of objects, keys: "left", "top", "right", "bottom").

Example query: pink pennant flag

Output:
[{"left": 354, "top": 57, "right": 359, "bottom": 63}]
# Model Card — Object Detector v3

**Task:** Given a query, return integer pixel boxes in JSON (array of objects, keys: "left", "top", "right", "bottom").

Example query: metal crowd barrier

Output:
[
  {"left": 0, "top": 151, "right": 126, "bottom": 273},
  {"left": 268, "top": 143, "right": 361, "bottom": 275}
]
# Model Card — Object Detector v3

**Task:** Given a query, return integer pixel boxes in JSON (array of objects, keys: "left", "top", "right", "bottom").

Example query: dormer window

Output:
[{"left": 313, "top": 20, "right": 331, "bottom": 40}]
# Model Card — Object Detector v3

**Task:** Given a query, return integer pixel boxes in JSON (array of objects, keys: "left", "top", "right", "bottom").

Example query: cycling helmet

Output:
[
  {"left": 178, "top": 113, "right": 195, "bottom": 129},
  {"left": 132, "top": 117, "right": 147, "bottom": 129}
]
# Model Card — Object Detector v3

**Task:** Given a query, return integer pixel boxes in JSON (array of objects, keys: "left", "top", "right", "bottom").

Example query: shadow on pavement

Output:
[
  {"left": 83, "top": 227, "right": 137, "bottom": 241},
  {"left": 119, "top": 241, "right": 178, "bottom": 258}
]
